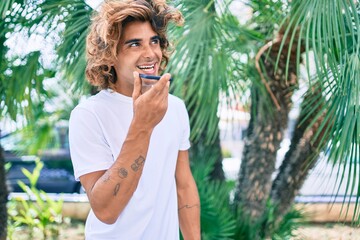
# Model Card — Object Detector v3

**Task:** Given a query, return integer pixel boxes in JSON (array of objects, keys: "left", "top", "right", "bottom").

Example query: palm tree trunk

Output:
[
  {"left": 235, "top": 84, "right": 290, "bottom": 219},
  {"left": 206, "top": 131, "right": 225, "bottom": 181},
  {"left": 0, "top": 144, "right": 8, "bottom": 240},
  {"left": 188, "top": 112, "right": 225, "bottom": 181},
  {"left": 234, "top": 30, "right": 302, "bottom": 220},
  {"left": 0, "top": 20, "right": 9, "bottom": 240},
  {"left": 270, "top": 87, "right": 331, "bottom": 219}
]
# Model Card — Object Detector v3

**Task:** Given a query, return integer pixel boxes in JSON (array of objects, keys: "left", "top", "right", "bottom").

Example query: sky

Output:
[{"left": 84, "top": 0, "right": 102, "bottom": 11}]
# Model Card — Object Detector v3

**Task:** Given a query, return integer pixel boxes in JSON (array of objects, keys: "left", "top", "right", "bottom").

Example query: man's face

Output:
[{"left": 114, "top": 21, "right": 163, "bottom": 96}]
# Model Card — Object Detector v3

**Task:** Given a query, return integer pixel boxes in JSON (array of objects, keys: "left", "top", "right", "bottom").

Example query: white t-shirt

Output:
[{"left": 69, "top": 89, "right": 190, "bottom": 240}]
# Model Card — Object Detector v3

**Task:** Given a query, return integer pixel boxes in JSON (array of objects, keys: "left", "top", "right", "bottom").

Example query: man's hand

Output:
[{"left": 132, "top": 71, "right": 171, "bottom": 130}]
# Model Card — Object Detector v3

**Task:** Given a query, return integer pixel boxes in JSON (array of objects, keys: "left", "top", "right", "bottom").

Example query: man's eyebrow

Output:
[
  {"left": 124, "top": 36, "right": 160, "bottom": 45},
  {"left": 124, "top": 38, "right": 141, "bottom": 45},
  {"left": 151, "top": 36, "right": 160, "bottom": 41}
]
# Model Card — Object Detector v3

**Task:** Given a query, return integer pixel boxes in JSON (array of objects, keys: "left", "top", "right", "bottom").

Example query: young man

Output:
[{"left": 68, "top": 0, "right": 200, "bottom": 239}]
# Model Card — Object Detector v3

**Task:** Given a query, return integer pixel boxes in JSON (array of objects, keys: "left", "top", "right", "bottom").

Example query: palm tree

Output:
[
  {"left": 272, "top": 0, "right": 359, "bottom": 221},
  {"left": 169, "top": 0, "right": 359, "bottom": 235},
  {"left": 167, "top": 0, "right": 252, "bottom": 181},
  {"left": 0, "top": 0, "right": 91, "bottom": 235},
  {"left": 228, "top": 2, "right": 360, "bottom": 236},
  {"left": 0, "top": 146, "right": 7, "bottom": 240},
  {"left": 0, "top": 19, "right": 8, "bottom": 238},
  {"left": 166, "top": 0, "right": 358, "bottom": 236}
]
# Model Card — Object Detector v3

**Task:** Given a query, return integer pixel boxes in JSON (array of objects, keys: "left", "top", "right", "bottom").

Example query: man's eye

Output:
[
  {"left": 152, "top": 39, "right": 160, "bottom": 44},
  {"left": 129, "top": 42, "right": 140, "bottom": 47}
]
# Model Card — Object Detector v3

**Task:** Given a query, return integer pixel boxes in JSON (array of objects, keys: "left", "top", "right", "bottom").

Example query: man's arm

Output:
[
  {"left": 79, "top": 72, "right": 171, "bottom": 224},
  {"left": 176, "top": 150, "right": 201, "bottom": 240}
]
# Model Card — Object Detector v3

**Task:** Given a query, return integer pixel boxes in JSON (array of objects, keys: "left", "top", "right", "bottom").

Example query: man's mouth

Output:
[{"left": 137, "top": 63, "right": 156, "bottom": 73}]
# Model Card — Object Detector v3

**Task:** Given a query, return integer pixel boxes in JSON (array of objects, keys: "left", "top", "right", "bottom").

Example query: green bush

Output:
[
  {"left": 7, "top": 160, "right": 64, "bottom": 240},
  {"left": 191, "top": 155, "right": 305, "bottom": 240}
]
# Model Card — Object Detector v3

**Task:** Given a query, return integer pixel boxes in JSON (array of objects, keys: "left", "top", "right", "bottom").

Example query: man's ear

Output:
[{"left": 110, "top": 66, "right": 117, "bottom": 83}]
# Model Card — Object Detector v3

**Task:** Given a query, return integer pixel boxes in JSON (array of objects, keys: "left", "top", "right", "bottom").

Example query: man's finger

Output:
[
  {"left": 159, "top": 81, "right": 170, "bottom": 101},
  {"left": 149, "top": 73, "right": 171, "bottom": 96},
  {"left": 132, "top": 71, "right": 141, "bottom": 100}
]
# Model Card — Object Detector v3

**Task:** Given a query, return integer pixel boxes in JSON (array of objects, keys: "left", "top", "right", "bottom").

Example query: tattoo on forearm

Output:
[
  {"left": 135, "top": 156, "right": 145, "bottom": 165},
  {"left": 114, "top": 183, "right": 120, "bottom": 196},
  {"left": 131, "top": 156, "right": 145, "bottom": 172},
  {"left": 131, "top": 163, "right": 139, "bottom": 171},
  {"left": 178, "top": 204, "right": 200, "bottom": 211},
  {"left": 118, "top": 168, "right": 128, "bottom": 178}
]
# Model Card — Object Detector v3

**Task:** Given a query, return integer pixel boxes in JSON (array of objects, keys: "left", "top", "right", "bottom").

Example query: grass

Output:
[
  {"left": 8, "top": 219, "right": 85, "bottom": 240},
  {"left": 9, "top": 220, "right": 360, "bottom": 239}
]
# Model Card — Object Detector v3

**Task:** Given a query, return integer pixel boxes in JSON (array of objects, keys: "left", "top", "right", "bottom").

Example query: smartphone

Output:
[{"left": 139, "top": 74, "right": 173, "bottom": 82}]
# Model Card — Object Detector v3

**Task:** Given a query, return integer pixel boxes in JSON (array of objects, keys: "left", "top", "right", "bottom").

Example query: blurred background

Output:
[{"left": 1, "top": 0, "right": 359, "bottom": 239}]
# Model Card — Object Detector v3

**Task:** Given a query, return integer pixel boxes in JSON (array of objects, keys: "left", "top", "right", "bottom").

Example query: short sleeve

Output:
[
  {"left": 178, "top": 101, "right": 191, "bottom": 151},
  {"left": 69, "top": 107, "right": 114, "bottom": 180}
]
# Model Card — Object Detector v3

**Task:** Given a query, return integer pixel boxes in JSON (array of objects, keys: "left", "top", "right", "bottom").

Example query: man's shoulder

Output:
[
  {"left": 169, "top": 94, "right": 186, "bottom": 107},
  {"left": 72, "top": 90, "right": 108, "bottom": 113}
]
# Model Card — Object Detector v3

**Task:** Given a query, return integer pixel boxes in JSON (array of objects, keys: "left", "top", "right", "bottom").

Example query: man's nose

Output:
[{"left": 142, "top": 44, "right": 156, "bottom": 59}]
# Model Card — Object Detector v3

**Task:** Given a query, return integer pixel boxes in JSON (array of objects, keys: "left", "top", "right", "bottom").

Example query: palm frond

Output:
[
  {"left": 247, "top": 0, "right": 290, "bottom": 37},
  {"left": 0, "top": 51, "right": 53, "bottom": 122},
  {"left": 20, "top": 0, "right": 92, "bottom": 92},
  {"left": 191, "top": 155, "right": 237, "bottom": 240},
  {"left": 2, "top": 0, "right": 92, "bottom": 91},
  {"left": 0, "top": 0, "right": 26, "bottom": 19},
  {"left": 168, "top": 0, "right": 250, "bottom": 144},
  {"left": 199, "top": 180, "right": 237, "bottom": 240},
  {"left": 278, "top": 0, "right": 360, "bottom": 220},
  {"left": 36, "top": 0, "right": 92, "bottom": 91},
  {"left": 290, "top": 0, "right": 359, "bottom": 170}
]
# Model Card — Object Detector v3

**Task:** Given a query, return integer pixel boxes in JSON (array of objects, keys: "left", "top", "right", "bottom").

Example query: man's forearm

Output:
[
  {"left": 86, "top": 121, "right": 153, "bottom": 224},
  {"left": 178, "top": 184, "right": 201, "bottom": 240}
]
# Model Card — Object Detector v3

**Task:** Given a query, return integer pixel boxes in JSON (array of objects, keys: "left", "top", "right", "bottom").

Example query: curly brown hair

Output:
[{"left": 85, "top": 0, "right": 183, "bottom": 90}]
